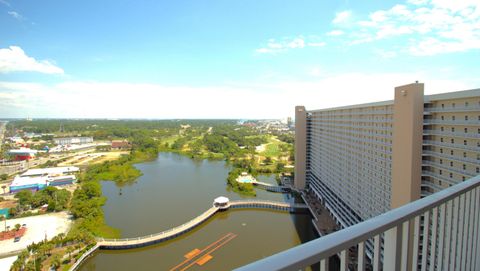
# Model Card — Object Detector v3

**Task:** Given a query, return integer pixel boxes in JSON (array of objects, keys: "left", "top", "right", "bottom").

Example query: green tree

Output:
[
  {"left": 264, "top": 157, "right": 273, "bottom": 165},
  {"left": 15, "top": 190, "right": 33, "bottom": 206},
  {"left": 66, "top": 246, "right": 74, "bottom": 260},
  {"left": 14, "top": 223, "right": 21, "bottom": 231},
  {"left": 51, "top": 254, "right": 61, "bottom": 270},
  {"left": 8, "top": 207, "right": 17, "bottom": 217},
  {"left": 0, "top": 174, "right": 7, "bottom": 181}
]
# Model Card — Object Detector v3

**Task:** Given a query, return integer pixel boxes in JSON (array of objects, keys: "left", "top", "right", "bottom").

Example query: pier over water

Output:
[{"left": 70, "top": 198, "right": 308, "bottom": 270}]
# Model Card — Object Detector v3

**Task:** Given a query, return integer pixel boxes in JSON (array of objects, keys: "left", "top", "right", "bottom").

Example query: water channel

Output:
[{"left": 80, "top": 152, "right": 316, "bottom": 270}]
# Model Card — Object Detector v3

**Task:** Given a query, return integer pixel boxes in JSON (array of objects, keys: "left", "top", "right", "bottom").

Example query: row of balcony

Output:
[{"left": 236, "top": 175, "right": 480, "bottom": 271}]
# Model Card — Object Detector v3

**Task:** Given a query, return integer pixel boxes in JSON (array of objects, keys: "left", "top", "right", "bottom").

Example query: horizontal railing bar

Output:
[{"left": 235, "top": 175, "right": 480, "bottom": 271}]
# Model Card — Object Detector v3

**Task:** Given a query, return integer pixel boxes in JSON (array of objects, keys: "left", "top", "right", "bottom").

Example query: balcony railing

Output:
[
  {"left": 424, "top": 106, "right": 480, "bottom": 113},
  {"left": 235, "top": 174, "right": 480, "bottom": 271}
]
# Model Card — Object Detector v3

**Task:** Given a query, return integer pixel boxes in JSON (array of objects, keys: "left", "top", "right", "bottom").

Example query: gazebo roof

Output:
[{"left": 214, "top": 196, "right": 229, "bottom": 204}]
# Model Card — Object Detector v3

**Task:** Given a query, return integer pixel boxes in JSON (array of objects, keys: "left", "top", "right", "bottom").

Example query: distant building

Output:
[
  {"left": 9, "top": 166, "right": 79, "bottom": 193},
  {"left": 111, "top": 140, "right": 131, "bottom": 150},
  {"left": 53, "top": 137, "right": 93, "bottom": 145},
  {"left": 21, "top": 166, "right": 79, "bottom": 177},
  {"left": 8, "top": 137, "right": 25, "bottom": 145},
  {"left": 8, "top": 148, "right": 37, "bottom": 161}
]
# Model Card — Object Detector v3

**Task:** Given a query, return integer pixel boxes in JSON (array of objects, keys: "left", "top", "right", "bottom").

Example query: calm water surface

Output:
[{"left": 80, "top": 152, "right": 316, "bottom": 270}]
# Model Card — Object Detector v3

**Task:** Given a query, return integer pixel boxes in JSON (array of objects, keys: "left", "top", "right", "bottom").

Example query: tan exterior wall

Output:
[
  {"left": 298, "top": 84, "right": 479, "bottom": 228},
  {"left": 295, "top": 106, "right": 307, "bottom": 190},
  {"left": 391, "top": 83, "right": 424, "bottom": 209},
  {"left": 421, "top": 94, "right": 480, "bottom": 195}
]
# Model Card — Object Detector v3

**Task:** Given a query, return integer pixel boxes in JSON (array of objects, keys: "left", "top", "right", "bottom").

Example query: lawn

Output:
[{"left": 262, "top": 137, "right": 288, "bottom": 158}]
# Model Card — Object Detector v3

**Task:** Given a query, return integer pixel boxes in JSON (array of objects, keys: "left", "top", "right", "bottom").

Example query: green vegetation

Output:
[
  {"left": 38, "top": 158, "right": 69, "bottom": 168},
  {"left": 6, "top": 119, "right": 296, "bottom": 270},
  {"left": 13, "top": 187, "right": 71, "bottom": 214},
  {"left": 0, "top": 173, "right": 7, "bottom": 181},
  {"left": 11, "top": 232, "right": 96, "bottom": 271},
  {"left": 70, "top": 181, "right": 119, "bottom": 238},
  {"left": 69, "top": 133, "right": 160, "bottom": 237},
  {"left": 226, "top": 168, "right": 256, "bottom": 196}
]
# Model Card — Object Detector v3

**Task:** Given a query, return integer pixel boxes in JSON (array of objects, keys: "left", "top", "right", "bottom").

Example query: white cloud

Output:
[
  {"left": 309, "top": 67, "right": 323, "bottom": 77},
  {"left": 339, "top": 0, "right": 480, "bottom": 55},
  {"left": 7, "top": 11, "right": 24, "bottom": 21},
  {"left": 256, "top": 36, "right": 325, "bottom": 54},
  {"left": 287, "top": 38, "right": 305, "bottom": 49},
  {"left": 307, "top": 42, "right": 326, "bottom": 47},
  {"left": 333, "top": 10, "right": 352, "bottom": 24},
  {"left": 0, "top": 46, "right": 64, "bottom": 74},
  {"left": 1, "top": 73, "right": 477, "bottom": 118},
  {"left": 376, "top": 49, "right": 398, "bottom": 58},
  {"left": 409, "top": 37, "right": 480, "bottom": 55},
  {"left": 327, "top": 30, "right": 344, "bottom": 36}
]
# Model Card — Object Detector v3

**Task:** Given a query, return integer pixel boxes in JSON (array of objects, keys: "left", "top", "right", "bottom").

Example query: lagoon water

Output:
[{"left": 80, "top": 152, "right": 316, "bottom": 270}]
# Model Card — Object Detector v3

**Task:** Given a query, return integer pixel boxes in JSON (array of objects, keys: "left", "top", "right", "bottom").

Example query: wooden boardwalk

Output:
[
  {"left": 97, "top": 200, "right": 307, "bottom": 249},
  {"left": 69, "top": 199, "right": 307, "bottom": 271}
]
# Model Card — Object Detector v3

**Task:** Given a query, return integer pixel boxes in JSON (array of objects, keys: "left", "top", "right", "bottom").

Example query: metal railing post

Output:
[{"left": 384, "top": 225, "right": 403, "bottom": 271}]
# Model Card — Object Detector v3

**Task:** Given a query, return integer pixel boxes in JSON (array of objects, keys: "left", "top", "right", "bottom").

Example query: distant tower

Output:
[
  {"left": 59, "top": 123, "right": 64, "bottom": 133},
  {"left": 287, "top": 117, "right": 293, "bottom": 126}
]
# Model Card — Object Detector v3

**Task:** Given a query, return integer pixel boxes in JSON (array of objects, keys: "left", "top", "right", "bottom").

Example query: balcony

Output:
[
  {"left": 424, "top": 106, "right": 480, "bottom": 113},
  {"left": 424, "top": 119, "right": 480, "bottom": 126},
  {"left": 423, "top": 140, "right": 480, "bottom": 152},
  {"left": 235, "top": 174, "right": 480, "bottom": 271},
  {"left": 423, "top": 129, "right": 480, "bottom": 139}
]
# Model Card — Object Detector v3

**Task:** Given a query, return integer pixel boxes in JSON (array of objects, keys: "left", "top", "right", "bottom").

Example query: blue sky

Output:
[{"left": 0, "top": 0, "right": 479, "bottom": 118}]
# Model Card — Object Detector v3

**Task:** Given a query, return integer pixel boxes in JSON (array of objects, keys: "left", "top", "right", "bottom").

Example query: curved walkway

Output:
[
  {"left": 69, "top": 199, "right": 307, "bottom": 270},
  {"left": 252, "top": 181, "right": 291, "bottom": 193},
  {"left": 237, "top": 178, "right": 292, "bottom": 193},
  {"left": 97, "top": 200, "right": 307, "bottom": 249}
]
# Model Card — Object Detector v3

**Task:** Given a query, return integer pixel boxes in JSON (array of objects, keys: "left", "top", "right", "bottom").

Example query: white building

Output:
[{"left": 53, "top": 137, "right": 93, "bottom": 145}]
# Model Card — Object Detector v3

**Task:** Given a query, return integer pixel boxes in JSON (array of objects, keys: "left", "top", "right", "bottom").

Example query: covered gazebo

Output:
[{"left": 213, "top": 196, "right": 230, "bottom": 209}]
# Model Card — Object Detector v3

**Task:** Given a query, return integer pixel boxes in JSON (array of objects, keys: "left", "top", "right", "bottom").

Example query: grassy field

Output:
[
  {"left": 162, "top": 135, "right": 181, "bottom": 145},
  {"left": 261, "top": 137, "right": 289, "bottom": 158}
]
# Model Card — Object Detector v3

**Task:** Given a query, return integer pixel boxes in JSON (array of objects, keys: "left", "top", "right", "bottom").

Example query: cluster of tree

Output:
[
  {"left": 7, "top": 119, "right": 238, "bottom": 140},
  {"left": 10, "top": 230, "right": 96, "bottom": 271},
  {"left": 14, "top": 187, "right": 71, "bottom": 214},
  {"left": 202, "top": 134, "right": 240, "bottom": 157},
  {"left": 69, "top": 181, "right": 118, "bottom": 237},
  {"left": 213, "top": 126, "right": 267, "bottom": 147},
  {"left": 275, "top": 133, "right": 294, "bottom": 144},
  {"left": 130, "top": 131, "right": 159, "bottom": 160},
  {"left": 82, "top": 156, "right": 142, "bottom": 184},
  {"left": 226, "top": 168, "right": 256, "bottom": 196},
  {"left": 171, "top": 136, "right": 191, "bottom": 150}
]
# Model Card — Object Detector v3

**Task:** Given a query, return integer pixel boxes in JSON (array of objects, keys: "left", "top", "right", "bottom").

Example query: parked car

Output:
[{"left": 14, "top": 236, "right": 20, "bottom": 242}]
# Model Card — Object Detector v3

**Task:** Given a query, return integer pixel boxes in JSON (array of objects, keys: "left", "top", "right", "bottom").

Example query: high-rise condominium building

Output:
[{"left": 295, "top": 82, "right": 480, "bottom": 229}]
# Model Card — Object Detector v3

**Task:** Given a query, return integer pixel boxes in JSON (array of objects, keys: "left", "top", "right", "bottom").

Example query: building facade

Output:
[
  {"left": 295, "top": 83, "right": 480, "bottom": 229},
  {"left": 53, "top": 137, "right": 93, "bottom": 145}
]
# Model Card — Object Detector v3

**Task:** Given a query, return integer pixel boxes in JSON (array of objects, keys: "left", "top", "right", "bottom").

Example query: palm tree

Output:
[
  {"left": 51, "top": 254, "right": 61, "bottom": 270},
  {"left": 43, "top": 242, "right": 54, "bottom": 256},
  {"left": 66, "top": 246, "right": 74, "bottom": 261}
]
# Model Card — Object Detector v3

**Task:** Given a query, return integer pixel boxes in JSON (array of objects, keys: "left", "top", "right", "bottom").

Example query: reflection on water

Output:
[{"left": 81, "top": 152, "right": 316, "bottom": 270}]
